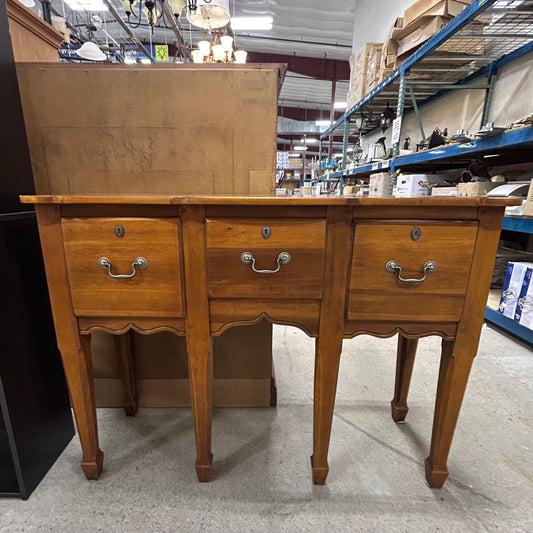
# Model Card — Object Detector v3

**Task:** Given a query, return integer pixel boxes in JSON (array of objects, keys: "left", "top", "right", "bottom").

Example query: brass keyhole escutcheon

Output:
[
  {"left": 411, "top": 227, "right": 421, "bottom": 241},
  {"left": 262, "top": 225, "right": 271, "bottom": 239},
  {"left": 115, "top": 224, "right": 125, "bottom": 238}
]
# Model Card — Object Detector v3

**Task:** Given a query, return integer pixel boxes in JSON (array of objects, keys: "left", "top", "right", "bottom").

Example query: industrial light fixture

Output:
[
  {"left": 315, "top": 120, "right": 332, "bottom": 127},
  {"left": 302, "top": 138, "right": 318, "bottom": 144},
  {"left": 192, "top": 33, "right": 247, "bottom": 63},
  {"left": 294, "top": 146, "right": 306, "bottom": 151},
  {"left": 334, "top": 101, "right": 347, "bottom": 110},
  {"left": 120, "top": 0, "right": 185, "bottom": 32},
  {"left": 76, "top": 41, "right": 107, "bottom": 61},
  {"left": 380, "top": 102, "right": 396, "bottom": 133},
  {"left": 187, "top": 0, "right": 231, "bottom": 29}
]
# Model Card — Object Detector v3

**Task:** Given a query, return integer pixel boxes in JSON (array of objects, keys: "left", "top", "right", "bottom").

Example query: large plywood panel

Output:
[{"left": 16, "top": 64, "right": 282, "bottom": 195}]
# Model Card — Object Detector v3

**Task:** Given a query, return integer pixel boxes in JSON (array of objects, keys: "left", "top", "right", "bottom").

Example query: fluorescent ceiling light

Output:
[
  {"left": 231, "top": 16, "right": 273, "bottom": 31},
  {"left": 315, "top": 120, "right": 332, "bottom": 126},
  {"left": 288, "top": 153, "right": 301, "bottom": 157},
  {"left": 494, "top": 0, "right": 525, "bottom": 7},
  {"left": 65, "top": 0, "right": 108, "bottom": 11},
  {"left": 294, "top": 146, "right": 306, "bottom": 151},
  {"left": 334, "top": 102, "right": 347, "bottom": 109},
  {"left": 302, "top": 138, "right": 318, "bottom": 144}
]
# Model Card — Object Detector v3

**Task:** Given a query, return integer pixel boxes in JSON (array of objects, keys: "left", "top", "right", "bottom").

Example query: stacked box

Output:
[
  {"left": 289, "top": 157, "right": 303, "bottom": 169},
  {"left": 498, "top": 262, "right": 533, "bottom": 319},
  {"left": 348, "top": 43, "right": 382, "bottom": 107},
  {"left": 276, "top": 151, "right": 290, "bottom": 169},
  {"left": 378, "top": 1, "right": 476, "bottom": 69},
  {"left": 369, "top": 172, "right": 392, "bottom": 197},
  {"left": 365, "top": 44, "right": 383, "bottom": 94},
  {"left": 397, "top": 15, "right": 453, "bottom": 58},
  {"left": 457, "top": 182, "right": 499, "bottom": 197},
  {"left": 515, "top": 266, "right": 533, "bottom": 329},
  {"left": 379, "top": 17, "right": 404, "bottom": 80},
  {"left": 404, "top": 0, "right": 473, "bottom": 27}
]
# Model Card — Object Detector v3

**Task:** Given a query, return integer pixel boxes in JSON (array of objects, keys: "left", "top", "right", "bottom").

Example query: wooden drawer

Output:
[
  {"left": 62, "top": 218, "right": 183, "bottom": 317},
  {"left": 347, "top": 222, "right": 478, "bottom": 322},
  {"left": 206, "top": 218, "right": 326, "bottom": 299}
]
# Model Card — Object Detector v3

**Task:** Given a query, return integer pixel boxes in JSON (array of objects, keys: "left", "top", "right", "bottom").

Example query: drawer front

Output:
[
  {"left": 207, "top": 218, "right": 326, "bottom": 299},
  {"left": 62, "top": 218, "right": 183, "bottom": 317},
  {"left": 348, "top": 222, "right": 478, "bottom": 322}
]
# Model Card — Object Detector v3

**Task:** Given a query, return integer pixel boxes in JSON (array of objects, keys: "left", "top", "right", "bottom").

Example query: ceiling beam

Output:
[
  {"left": 247, "top": 52, "right": 349, "bottom": 81},
  {"left": 278, "top": 106, "right": 344, "bottom": 122}
]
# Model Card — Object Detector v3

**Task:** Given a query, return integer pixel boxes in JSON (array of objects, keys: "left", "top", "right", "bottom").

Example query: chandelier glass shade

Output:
[
  {"left": 192, "top": 34, "right": 247, "bottom": 64},
  {"left": 186, "top": 0, "right": 231, "bottom": 29}
]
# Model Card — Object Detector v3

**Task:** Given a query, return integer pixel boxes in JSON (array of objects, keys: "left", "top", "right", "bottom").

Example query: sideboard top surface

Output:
[{"left": 20, "top": 194, "right": 523, "bottom": 207}]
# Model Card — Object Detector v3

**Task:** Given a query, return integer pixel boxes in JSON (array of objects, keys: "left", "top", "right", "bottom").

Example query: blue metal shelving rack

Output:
[{"left": 319, "top": 0, "right": 533, "bottom": 176}]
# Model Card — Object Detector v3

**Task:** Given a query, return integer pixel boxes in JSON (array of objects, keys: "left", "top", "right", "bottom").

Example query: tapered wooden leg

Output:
[
  {"left": 35, "top": 205, "right": 103, "bottom": 480},
  {"left": 312, "top": 335, "right": 343, "bottom": 485},
  {"left": 187, "top": 334, "right": 214, "bottom": 482},
  {"left": 113, "top": 332, "right": 138, "bottom": 416},
  {"left": 425, "top": 338, "right": 475, "bottom": 488},
  {"left": 70, "top": 335, "right": 104, "bottom": 479},
  {"left": 311, "top": 206, "right": 353, "bottom": 485},
  {"left": 391, "top": 335, "right": 418, "bottom": 423},
  {"left": 182, "top": 205, "right": 213, "bottom": 482}
]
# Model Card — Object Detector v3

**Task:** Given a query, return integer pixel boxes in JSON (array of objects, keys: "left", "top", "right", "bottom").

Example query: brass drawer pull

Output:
[
  {"left": 98, "top": 257, "right": 148, "bottom": 279},
  {"left": 241, "top": 251, "right": 291, "bottom": 274},
  {"left": 386, "top": 260, "right": 437, "bottom": 283}
]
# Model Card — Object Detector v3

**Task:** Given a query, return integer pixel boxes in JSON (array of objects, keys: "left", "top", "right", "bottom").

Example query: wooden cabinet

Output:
[
  {"left": 6, "top": 0, "right": 63, "bottom": 63},
  {"left": 21, "top": 194, "right": 521, "bottom": 490}
]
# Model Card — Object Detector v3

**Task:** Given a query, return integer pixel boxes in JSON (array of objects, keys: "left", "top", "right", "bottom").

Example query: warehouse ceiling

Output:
[{"left": 41, "top": 0, "right": 355, "bottom": 152}]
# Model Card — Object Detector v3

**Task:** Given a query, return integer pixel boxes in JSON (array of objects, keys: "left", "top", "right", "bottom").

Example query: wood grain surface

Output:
[
  {"left": 348, "top": 222, "right": 478, "bottom": 321},
  {"left": 62, "top": 217, "right": 183, "bottom": 317},
  {"left": 207, "top": 218, "right": 326, "bottom": 299}
]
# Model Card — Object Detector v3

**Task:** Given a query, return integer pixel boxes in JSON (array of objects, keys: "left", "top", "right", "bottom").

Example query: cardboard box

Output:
[
  {"left": 404, "top": 0, "right": 473, "bottom": 27},
  {"left": 524, "top": 179, "right": 533, "bottom": 217},
  {"left": 457, "top": 182, "right": 499, "bottom": 197},
  {"left": 498, "top": 262, "right": 533, "bottom": 319},
  {"left": 395, "top": 175, "right": 430, "bottom": 197},
  {"left": 397, "top": 15, "right": 453, "bottom": 58},
  {"left": 381, "top": 17, "right": 404, "bottom": 70},
  {"left": 369, "top": 172, "right": 392, "bottom": 197},
  {"left": 515, "top": 266, "right": 533, "bottom": 329},
  {"left": 431, "top": 186, "right": 458, "bottom": 196},
  {"left": 349, "top": 42, "right": 381, "bottom": 103},
  {"left": 366, "top": 43, "right": 383, "bottom": 89}
]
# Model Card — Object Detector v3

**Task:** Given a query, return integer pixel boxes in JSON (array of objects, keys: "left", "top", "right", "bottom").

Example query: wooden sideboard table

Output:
[{"left": 20, "top": 194, "right": 520, "bottom": 488}]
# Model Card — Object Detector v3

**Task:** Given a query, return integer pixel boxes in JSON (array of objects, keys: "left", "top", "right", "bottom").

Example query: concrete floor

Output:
[{"left": 1, "top": 324, "right": 532, "bottom": 532}]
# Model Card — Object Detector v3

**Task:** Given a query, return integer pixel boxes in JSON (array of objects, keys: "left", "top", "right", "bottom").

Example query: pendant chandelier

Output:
[
  {"left": 118, "top": 0, "right": 246, "bottom": 63},
  {"left": 191, "top": 34, "right": 247, "bottom": 64},
  {"left": 120, "top": 0, "right": 231, "bottom": 31}
]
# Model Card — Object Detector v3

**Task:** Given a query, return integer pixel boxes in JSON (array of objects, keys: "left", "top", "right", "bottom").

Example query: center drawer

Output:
[
  {"left": 62, "top": 217, "right": 183, "bottom": 317},
  {"left": 206, "top": 218, "right": 326, "bottom": 299},
  {"left": 347, "top": 221, "right": 478, "bottom": 322}
]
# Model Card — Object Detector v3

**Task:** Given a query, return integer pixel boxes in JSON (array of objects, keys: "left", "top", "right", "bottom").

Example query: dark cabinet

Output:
[{"left": 0, "top": 1, "right": 74, "bottom": 499}]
